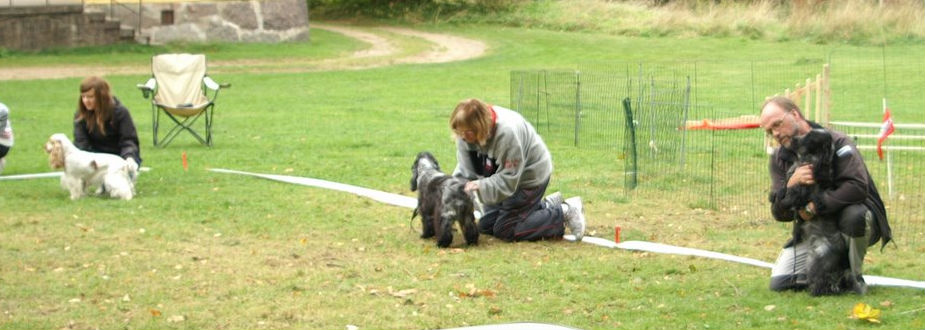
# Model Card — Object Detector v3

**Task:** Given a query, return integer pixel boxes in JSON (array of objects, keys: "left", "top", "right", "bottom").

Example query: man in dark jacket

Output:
[{"left": 759, "top": 96, "right": 891, "bottom": 294}]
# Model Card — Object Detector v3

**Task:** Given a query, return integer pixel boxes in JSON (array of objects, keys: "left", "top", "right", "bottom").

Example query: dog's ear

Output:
[
  {"left": 792, "top": 135, "right": 808, "bottom": 160},
  {"left": 46, "top": 140, "right": 66, "bottom": 169},
  {"left": 90, "top": 160, "right": 99, "bottom": 170},
  {"left": 410, "top": 161, "right": 419, "bottom": 191}
]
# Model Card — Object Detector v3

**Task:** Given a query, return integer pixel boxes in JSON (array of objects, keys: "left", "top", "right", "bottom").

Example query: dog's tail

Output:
[{"left": 409, "top": 206, "right": 420, "bottom": 233}]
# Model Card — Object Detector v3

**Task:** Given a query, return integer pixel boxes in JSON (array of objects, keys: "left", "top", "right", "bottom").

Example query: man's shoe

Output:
[{"left": 563, "top": 196, "right": 586, "bottom": 241}]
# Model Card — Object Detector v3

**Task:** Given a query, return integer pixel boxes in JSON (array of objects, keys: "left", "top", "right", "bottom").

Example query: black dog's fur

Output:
[
  {"left": 780, "top": 128, "right": 856, "bottom": 296},
  {"left": 410, "top": 151, "right": 479, "bottom": 248}
]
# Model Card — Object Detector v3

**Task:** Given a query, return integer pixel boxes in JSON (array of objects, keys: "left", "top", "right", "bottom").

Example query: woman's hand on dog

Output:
[
  {"left": 788, "top": 164, "right": 815, "bottom": 188},
  {"left": 464, "top": 181, "right": 479, "bottom": 193}
]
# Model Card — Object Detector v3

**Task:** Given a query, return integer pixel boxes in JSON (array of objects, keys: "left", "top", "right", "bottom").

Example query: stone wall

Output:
[
  {"left": 0, "top": 5, "right": 127, "bottom": 51},
  {"left": 95, "top": 0, "right": 310, "bottom": 44}
]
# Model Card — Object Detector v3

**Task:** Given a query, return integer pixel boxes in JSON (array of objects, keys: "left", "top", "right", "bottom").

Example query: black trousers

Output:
[{"left": 477, "top": 179, "right": 565, "bottom": 242}]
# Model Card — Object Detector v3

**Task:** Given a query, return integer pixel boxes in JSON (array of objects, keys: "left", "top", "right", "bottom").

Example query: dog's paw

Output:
[{"left": 437, "top": 234, "right": 453, "bottom": 248}]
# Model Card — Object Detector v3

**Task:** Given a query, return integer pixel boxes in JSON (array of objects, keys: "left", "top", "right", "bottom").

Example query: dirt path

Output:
[{"left": 0, "top": 24, "right": 487, "bottom": 81}]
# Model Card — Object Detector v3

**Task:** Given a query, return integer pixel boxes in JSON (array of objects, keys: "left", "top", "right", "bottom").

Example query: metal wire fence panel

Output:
[
  {"left": 829, "top": 123, "right": 925, "bottom": 246},
  {"left": 510, "top": 70, "right": 581, "bottom": 147},
  {"left": 828, "top": 54, "right": 925, "bottom": 123},
  {"left": 511, "top": 58, "right": 925, "bottom": 245}
]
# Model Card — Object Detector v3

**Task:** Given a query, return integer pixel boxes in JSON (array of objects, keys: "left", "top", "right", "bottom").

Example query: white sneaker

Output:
[
  {"left": 563, "top": 196, "right": 586, "bottom": 241},
  {"left": 544, "top": 191, "right": 563, "bottom": 208}
]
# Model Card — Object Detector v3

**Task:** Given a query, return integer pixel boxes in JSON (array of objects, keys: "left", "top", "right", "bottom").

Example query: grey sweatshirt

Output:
[{"left": 452, "top": 105, "right": 553, "bottom": 205}]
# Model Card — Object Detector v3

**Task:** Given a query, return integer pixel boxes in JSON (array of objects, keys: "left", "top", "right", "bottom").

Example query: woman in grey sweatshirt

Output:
[{"left": 450, "top": 98, "right": 586, "bottom": 242}]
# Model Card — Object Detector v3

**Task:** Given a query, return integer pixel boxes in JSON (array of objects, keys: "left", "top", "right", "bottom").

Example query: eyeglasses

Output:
[
  {"left": 454, "top": 129, "right": 475, "bottom": 137},
  {"left": 762, "top": 112, "right": 791, "bottom": 136}
]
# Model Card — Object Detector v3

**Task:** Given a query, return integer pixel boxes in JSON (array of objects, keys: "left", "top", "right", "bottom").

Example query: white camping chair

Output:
[{"left": 137, "top": 53, "right": 229, "bottom": 147}]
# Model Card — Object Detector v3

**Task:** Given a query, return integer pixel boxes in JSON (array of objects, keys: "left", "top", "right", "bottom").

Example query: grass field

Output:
[{"left": 1, "top": 21, "right": 924, "bottom": 329}]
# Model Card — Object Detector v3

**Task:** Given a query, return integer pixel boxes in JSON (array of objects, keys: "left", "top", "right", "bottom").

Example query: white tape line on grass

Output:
[
  {"left": 570, "top": 236, "right": 925, "bottom": 289},
  {"left": 575, "top": 237, "right": 776, "bottom": 268},
  {"left": 209, "top": 168, "right": 417, "bottom": 208},
  {"left": 210, "top": 168, "right": 925, "bottom": 290},
  {"left": 0, "top": 171, "right": 63, "bottom": 180},
  {"left": 0, "top": 167, "right": 151, "bottom": 181}
]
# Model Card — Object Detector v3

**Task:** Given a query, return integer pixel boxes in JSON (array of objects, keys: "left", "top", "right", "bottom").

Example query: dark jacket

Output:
[
  {"left": 767, "top": 122, "right": 891, "bottom": 248},
  {"left": 74, "top": 97, "right": 142, "bottom": 165}
]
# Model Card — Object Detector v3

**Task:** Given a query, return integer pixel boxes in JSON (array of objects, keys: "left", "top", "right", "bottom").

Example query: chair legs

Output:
[{"left": 153, "top": 105, "right": 213, "bottom": 147}]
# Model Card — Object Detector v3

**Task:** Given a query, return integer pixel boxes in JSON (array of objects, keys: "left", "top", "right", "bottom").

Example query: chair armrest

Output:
[
  {"left": 203, "top": 76, "right": 230, "bottom": 90},
  {"left": 136, "top": 78, "right": 156, "bottom": 99}
]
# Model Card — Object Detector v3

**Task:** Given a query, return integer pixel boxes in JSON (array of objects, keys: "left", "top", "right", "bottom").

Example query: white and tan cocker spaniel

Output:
[{"left": 44, "top": 133, "right": 137, "bottom": 200}]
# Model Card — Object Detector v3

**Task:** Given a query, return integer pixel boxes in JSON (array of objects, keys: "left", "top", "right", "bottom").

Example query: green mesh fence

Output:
[{"left": 510, "top": 57, "right": 925, "bottom": 245}]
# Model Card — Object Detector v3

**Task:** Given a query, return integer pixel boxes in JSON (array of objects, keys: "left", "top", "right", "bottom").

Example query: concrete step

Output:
[
  {"left": 85, "top": 11, "right": 106, "bottom": 23},
  {"left": 120, "top": 27, "right": 136, "bottom": 41}
]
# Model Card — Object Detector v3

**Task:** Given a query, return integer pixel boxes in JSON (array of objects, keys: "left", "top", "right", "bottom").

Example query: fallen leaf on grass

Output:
[
  {"left": 850, "top": 303, "right": 881, "bottom": 323},
  {"left": 764, "top": 305, "right": 776, "bottom": 311},
  {"left": 75, "top": 223, "right": 92, "bottom": 232},
  {"left": 167, "top": 315, "right": 186, "bottom": 323},
  {"left": 880, "top": 300, "right": 893, "bottom": 307},
  {"left": 457, "top": 283, "right": 496, "bottom": 298},
  {"left": 149, "top": 309, "right": 161, "bottom": 317},
  {"left": 387, "top": 287, "right": 417, "bottom": 298}
]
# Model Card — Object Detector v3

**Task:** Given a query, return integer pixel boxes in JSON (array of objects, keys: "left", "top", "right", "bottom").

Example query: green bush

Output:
[{"left": 310, "top": 0, "right": 527, "bottom": 19}]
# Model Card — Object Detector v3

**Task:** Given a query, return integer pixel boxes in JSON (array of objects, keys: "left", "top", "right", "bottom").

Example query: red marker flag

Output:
[
  {"left": 182, "top": 151, "right": 189, "bottom": 171},
  {"left": 877, "top": 107, "right": 895, "bottom": 160}
]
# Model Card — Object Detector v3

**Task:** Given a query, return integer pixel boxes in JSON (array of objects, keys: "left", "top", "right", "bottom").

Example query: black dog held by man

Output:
[
  {"left": 780, "top": 129, "right": 858, "bottom": 296},
  {"left": 410, "top": 151, "right": 479, "bottom": 248}
]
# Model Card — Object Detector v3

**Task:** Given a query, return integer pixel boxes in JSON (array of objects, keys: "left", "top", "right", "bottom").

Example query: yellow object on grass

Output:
[{"left": 851, "top": 302, "right": 881, "bottom": 323}]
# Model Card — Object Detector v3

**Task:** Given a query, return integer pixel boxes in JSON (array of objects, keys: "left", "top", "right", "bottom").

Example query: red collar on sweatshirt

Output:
[{"left": 487, "top": 105, "right": 498, "bottom": 142}]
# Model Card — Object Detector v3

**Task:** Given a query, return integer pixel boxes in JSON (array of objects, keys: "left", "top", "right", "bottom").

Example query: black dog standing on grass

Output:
[
  {"left": 780, "top": 129, "right": 858, "bottom": 295},
  {"left": 410, "top": 151, "right": 479, "bottom": 248}
]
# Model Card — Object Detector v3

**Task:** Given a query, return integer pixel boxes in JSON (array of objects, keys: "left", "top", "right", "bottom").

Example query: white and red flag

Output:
[{"left": 877, "top": 107, "right": 895, "bottom": 160}]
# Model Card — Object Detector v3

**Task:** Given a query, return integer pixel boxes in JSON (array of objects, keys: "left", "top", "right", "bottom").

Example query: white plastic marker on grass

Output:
[
  {"left": 439, "top": 322, "right": 580, "bottom": 330},
  {"left": 211, "top": 168, "right": 925, "bottom": 290}
]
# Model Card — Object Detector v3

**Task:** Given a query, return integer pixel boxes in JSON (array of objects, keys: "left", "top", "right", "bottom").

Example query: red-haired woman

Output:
[{"left": 450, "top": 98, "right": 586, "bottom": 242}]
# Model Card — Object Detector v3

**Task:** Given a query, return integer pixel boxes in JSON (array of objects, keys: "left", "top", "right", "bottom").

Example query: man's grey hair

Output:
[{"left": 762, "top": 96, "right": 806, "bottom": 120}]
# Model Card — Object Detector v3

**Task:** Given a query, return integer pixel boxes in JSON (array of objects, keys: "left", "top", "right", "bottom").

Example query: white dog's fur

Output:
[{"left": 44, "top": 133, "right": 137, "bottom": 200}]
